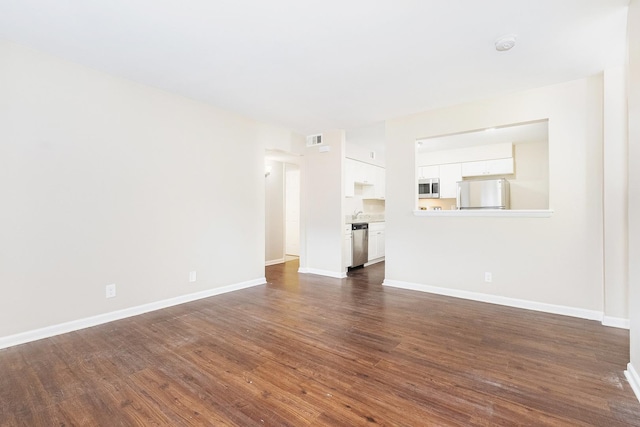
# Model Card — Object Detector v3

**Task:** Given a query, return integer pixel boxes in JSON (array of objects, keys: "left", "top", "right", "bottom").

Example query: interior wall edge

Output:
[
  {"left": 625, "top": 363, "right": 640, "bottom": 403},
  {"left": 0, "top": 277, "right": 266, "bottom": 351},
  {"left": 602, "top": 316, "right": 631, "bottom": 329},
  {"left": 298, "top": 268, "right": 347, "bottom": 279}
]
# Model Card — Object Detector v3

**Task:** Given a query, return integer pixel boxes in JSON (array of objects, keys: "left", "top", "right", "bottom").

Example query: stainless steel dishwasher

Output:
[{"left": 351, "top": 223, "right": 369, "bottom": 267}]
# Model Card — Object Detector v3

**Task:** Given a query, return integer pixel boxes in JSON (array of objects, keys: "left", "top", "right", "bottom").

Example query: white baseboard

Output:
[
  {"left": 265, "top": 258, "right": 285, "bottom": 266},
  {"left": 299, "top": 267, "right": 346, "bottom": 279},
  {"left": 382, "top": 279, "right": 603, "bottom": 321},
  {"left": 602, "top": 316, "right": 631, "bottom": 329},
  {"left": 364, "top": 257, "right": 385, "bottom": 267},
  {"left": 0, "top": 277, "right": 266, "bottom": 350},
  {"left": 625, "top": 363, "right": 640, "bottom": 403}
]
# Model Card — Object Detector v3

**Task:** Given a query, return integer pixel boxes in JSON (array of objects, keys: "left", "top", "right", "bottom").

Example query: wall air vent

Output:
[{"left": 306, "top": 134, "right": 323, "bottom": 147}]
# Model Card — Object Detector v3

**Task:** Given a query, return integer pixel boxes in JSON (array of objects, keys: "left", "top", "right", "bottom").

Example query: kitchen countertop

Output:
[{"left": 345, "top": 214, "right": 385, "bottom": 224}]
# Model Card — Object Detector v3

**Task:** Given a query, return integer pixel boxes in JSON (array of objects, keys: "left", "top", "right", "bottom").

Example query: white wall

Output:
[
  {"left": 385, "top": 76, "right": 607, "bottom": 314},
  {"left": 345, "top": 122, "right": 386, "bottom": 167},
  {"left": 260, "top": 126, "right": 306, "bottom": 156},
  {"left": 300, "top": 130, "right": 346, "bottom": 277},
  {"left": 345, "top": 143, "right": 385, "bottom": 167},
  {"left": 0, "top": 40, "right": 298, "bottom": 340},
  {"left": 627, "top": 0, "right": 640, "bottom": 397},
  {"left": 265, "top": 160, "right": 285, "bottom": 264},
  {"left": 509, "top": 141, "right": 549, "bottom": 210}
]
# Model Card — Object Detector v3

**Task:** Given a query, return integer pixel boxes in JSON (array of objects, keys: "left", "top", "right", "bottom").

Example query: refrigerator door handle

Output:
[{"left": 456, "top": 184, "right": 461, "bottom": 209}]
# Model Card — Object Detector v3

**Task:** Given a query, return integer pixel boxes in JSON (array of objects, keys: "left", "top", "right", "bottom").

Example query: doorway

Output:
[
  {"left": 285, "top": 165, "right": 300, "bottom": 260},
  {"left": 265, "top": 150, "right": 301, "bottom": 266}
]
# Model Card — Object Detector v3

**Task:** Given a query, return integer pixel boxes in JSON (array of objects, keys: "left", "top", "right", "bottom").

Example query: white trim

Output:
[
  {"left": 0, "top": 277, "right": 266, "bottom": 350},
  {"left": 382, "top": 279, "right": 602, "bottom": 321},
  {"left": 413, "top": 209, "right": 554, "bottom": 218},
  {"left": 602, "top": 316, "right": 631, "bottom": 329},
  {"left": 364, "top": 257, "right": 385, "bottom": 267},
  {"left": 300, "top": 268, "right": 347, "bottom": 279},
  {"left": 265, "top": 258, "right": 285, "bottom": 266},
  {"left": 625, "top": 363, "right": 640, "bottom": 403}
]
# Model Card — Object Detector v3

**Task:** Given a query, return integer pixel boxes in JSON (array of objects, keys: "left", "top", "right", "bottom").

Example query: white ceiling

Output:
[{"left": 0, "top": 1, "right": 629, "bottom": 135}]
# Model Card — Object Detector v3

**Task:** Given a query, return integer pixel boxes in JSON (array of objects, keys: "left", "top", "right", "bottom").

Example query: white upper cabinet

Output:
[
  {"left": 352, "top": 160, "right": 375, "bottom": 184},
  {"left": 461, "top": 158, "right": 514, "bottom": 177},
  {"left": 486, "top": 158, "right": 514, "bottom": 175},
  {"left": 418, "top": 165, "right": 439, "bottom": 180},
  {"left": 438, "top": 163, "right": 462, "bottom": 199},
  {"left": 417, "top": 142, "right": 514, "bottom": 183},
  {"left": 374, "top": 166, "right": 385, "bottom": 199},
  {"left": 460, "top": 160, "right": 486, "bottom": 177},
  {"left": 345, "top": 158, "right": 385, "bottom": 199}
]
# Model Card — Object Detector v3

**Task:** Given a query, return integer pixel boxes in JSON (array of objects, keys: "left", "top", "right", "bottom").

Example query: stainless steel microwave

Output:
[{"left": 418, "top": 178, "right": 440, "bottom": 199}]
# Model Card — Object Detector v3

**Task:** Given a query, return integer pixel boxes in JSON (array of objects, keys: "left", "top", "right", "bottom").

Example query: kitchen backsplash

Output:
[{"left": 418, "top": 198, "right": 457, "bottom": 211}]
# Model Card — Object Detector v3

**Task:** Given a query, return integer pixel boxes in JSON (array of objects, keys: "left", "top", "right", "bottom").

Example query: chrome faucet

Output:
[{"left": 352, "top": 209, "right": 363, "bottom": 220}]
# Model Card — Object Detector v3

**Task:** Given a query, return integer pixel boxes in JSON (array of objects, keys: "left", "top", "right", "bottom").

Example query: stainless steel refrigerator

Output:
[{"left": 457, "top": 178, "right": 510, "bottom": 209}]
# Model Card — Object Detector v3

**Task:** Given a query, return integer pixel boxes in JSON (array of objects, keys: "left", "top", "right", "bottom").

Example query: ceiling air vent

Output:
[{"left": 306, "top": 134, "right": 323, "bottom": 147}]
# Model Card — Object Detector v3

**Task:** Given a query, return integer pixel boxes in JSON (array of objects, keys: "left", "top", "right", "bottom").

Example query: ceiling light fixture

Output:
[{"left": 495, "top": 34, "right": 517, "bottom": 52}]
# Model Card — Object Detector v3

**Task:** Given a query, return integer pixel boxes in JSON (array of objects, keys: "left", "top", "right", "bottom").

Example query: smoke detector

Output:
[{"left": 495, "top": 34, "right": 517, "bottom": 52}]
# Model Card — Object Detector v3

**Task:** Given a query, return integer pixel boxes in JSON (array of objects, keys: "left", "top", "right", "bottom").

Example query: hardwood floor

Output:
[{"left": 1, "top": 260, "right": 639, "bottom": 426}]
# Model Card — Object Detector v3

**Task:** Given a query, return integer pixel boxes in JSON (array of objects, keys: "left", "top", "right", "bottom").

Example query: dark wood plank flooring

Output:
[{"left": 1, "top": 260, "right": 639, "bottom": 426}]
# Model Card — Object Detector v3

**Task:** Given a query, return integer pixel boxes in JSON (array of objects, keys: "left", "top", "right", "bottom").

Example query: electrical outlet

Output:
[
  {"left": 189, "top": 271, "right": 197, "bottom": 283},
  {"left": 484, "top": 272, "right": 492, "bottom": 283},
  {"left": 106, "top": 283, "right": 116, "bottom": 298}
]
